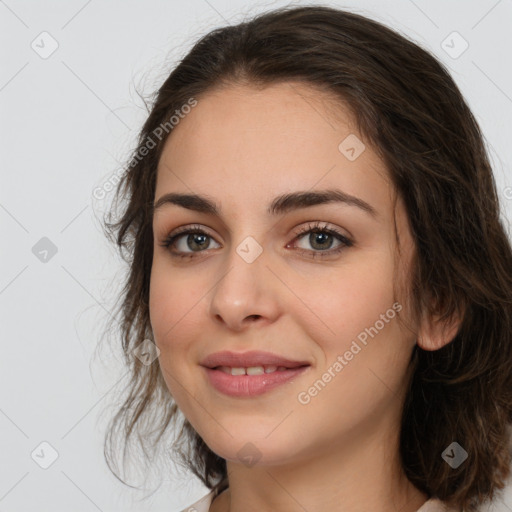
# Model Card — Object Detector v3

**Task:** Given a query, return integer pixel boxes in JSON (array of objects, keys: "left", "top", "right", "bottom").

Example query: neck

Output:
[{"left": 210, "top": 395, "right": 428, "bottom": 512}]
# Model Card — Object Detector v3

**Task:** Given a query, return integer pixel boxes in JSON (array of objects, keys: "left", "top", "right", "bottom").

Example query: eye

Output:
[
  {"left": 159, "top": 224, "right": 220, "bottom": 259},
  {"left": 159, "top": 221, "right": 353, "bottom": 260},
  {"left": 287, "top": 221, "right": 353, "bottom": 259}
]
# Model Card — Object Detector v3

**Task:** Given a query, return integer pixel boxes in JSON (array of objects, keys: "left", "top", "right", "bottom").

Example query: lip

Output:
[
  {"left": 200, "top": 350, "right": 311, "bottom": 398},
  {"left": 200, "top": 350, "right": 310, "bottom": 369},
  {"left": 203, "top": 365, "right": 311, "bottom": 397}
]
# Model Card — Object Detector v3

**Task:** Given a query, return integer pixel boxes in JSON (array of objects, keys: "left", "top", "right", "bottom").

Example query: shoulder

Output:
[
  {"left": 417, "top": 497, "right": 462, "bottom": 512},
  {"left": 178, "top": 490, "right": 215, "bottom": 512},
  {"left": 177, "top": 492, "right": 464, "bottom": 512}
]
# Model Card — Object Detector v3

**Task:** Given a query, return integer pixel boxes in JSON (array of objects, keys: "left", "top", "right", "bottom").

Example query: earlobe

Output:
[{"left": 416, "top": 308, "right": 463, "bottom": 352}]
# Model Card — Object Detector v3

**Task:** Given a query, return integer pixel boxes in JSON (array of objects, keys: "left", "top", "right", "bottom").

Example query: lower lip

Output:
[{"left": 203, "top": 366, "right": 310, "bottom": 397}]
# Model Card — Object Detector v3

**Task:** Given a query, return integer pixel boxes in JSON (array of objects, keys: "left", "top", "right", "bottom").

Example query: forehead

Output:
[{"left": 155, "top": 82, "right": 392, "bottom": 214}]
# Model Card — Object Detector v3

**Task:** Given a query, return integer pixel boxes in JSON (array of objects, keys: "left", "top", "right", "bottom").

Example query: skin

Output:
[{"left": 149, "top": 82, "right": 455, "bottom": 512}]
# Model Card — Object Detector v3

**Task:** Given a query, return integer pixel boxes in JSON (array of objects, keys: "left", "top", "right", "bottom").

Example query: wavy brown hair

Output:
[{"left": 99, "top": 5, "right": 512, "bottom": 511}]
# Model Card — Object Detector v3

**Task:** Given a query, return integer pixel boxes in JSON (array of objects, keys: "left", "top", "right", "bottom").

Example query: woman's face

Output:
[{"left": 149, "top": 82, "right": 417, "bottom": 466}]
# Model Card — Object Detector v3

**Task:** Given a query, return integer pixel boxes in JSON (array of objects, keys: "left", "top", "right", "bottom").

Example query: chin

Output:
[{"left": 201, "top": 430, "right": 300, "bottom": 468}]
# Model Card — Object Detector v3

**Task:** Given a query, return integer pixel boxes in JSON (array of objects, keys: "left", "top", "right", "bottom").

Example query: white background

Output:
[{"left": 1, "top": 0, "right": 511, "bottom": 511}]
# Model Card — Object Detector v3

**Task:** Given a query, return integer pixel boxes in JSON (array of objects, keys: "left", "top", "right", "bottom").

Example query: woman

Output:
[{"left": 101, "top": 5, "right": 512, "bottom": 512}]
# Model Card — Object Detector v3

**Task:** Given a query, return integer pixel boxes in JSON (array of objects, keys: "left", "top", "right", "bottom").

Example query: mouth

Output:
[
  {"left": 200, "top": 350, "right": 311, "bottom": 370},
  {"left": 211, "top": 364, "right": 308, "bottom": 375},
  {"left": 202, "top": 363, "right": 311, "bottom": 397},
  {"left": 200, "top": 350, "right": 312, "bottom": 397}
]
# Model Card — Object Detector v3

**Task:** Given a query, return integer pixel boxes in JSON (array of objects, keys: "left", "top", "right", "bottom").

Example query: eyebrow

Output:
[{"left": 152, "top": 189, "right": 377, "bottom": 218}]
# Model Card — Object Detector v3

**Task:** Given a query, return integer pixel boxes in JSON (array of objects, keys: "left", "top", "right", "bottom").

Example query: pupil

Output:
[
  {"left": 189, "top": 233, "right": 209, "bottom": 250},
  {"left": 310, "top": 231, "right": 332, "bottom": 250}
]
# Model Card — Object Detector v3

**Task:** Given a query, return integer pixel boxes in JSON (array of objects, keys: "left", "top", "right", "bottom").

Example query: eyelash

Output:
[{"left": 159, "top": 221, "right": 353, "bottom": 260}]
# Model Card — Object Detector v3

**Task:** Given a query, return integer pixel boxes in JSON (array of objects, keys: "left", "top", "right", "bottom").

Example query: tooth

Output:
[
  {"left": 217, "top": 365, "right": 289, "bottom": 375},
  {"left": 246, "top": 366, "right": 265, "bottom": 375}
]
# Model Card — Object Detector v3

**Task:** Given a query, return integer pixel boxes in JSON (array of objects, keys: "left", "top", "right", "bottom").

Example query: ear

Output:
[{"left": 416, "top": 308, "right": 463, "bottom": 352}]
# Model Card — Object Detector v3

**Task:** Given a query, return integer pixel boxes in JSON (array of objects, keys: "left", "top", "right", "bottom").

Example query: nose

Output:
[{"left": 208, "top": 245, "right": 281, "bottom": 331}]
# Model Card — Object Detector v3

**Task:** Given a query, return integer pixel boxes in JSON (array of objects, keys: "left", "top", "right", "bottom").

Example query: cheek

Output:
[
  {"left": 291, "top": 255, "right": 409, "bottom": 432},
  {"left": 148, "top": 258, "right": 206, "bottom": 412},
  {"left": 294, "top": 249, "right": 397, "bottom": 354},
  {"left": 149, "top": 259, "right": 172, "bottom": 339},
  {"left": 148, "top": 258, "right": 199, "bottom": 354}
]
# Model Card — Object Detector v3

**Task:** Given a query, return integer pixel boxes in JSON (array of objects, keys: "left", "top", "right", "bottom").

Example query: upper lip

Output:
[{"left": 200, "top": 350, "right": 311, "bottom": 369}]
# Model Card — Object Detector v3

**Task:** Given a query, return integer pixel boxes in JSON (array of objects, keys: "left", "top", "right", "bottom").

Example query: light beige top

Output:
[{"left": 179, "top": 490, "right": 460, "bottom": 512}]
